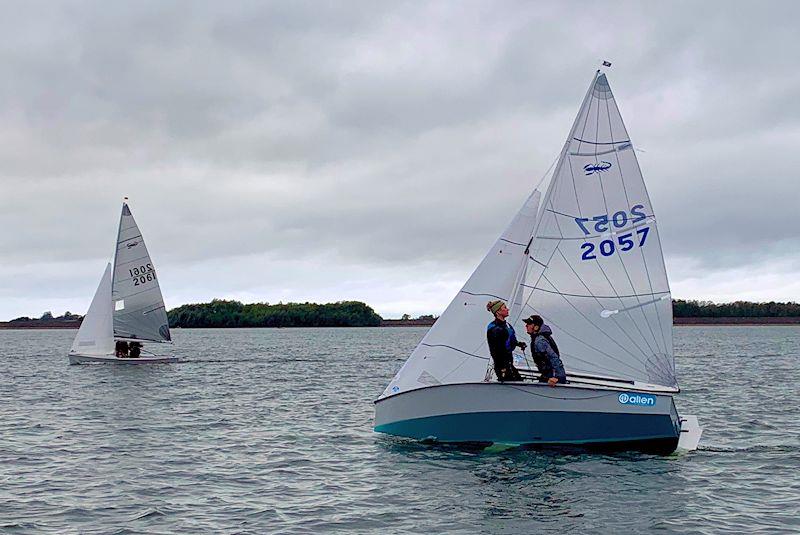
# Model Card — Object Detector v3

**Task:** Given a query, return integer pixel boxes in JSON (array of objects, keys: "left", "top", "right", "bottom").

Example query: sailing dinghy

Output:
[
  {"left": 374, "top": 69, "right": 701, "bottom": 453},
  {"left": 69, "top": 200, "right": 177, "bottom": 365}
]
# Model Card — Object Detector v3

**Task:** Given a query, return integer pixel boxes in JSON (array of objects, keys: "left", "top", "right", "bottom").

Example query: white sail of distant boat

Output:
[
  {"left": 375, "top": 68, "right": 701, "bottom": 453},
  {"left": 70, "top": 263, "right": 114, "bottom": 356},
  {"left": 112, "top": 202, "right": 171, "bottom": 343},
  {"left": 69, "top": 200, "right": 176, "bottom": 365}
]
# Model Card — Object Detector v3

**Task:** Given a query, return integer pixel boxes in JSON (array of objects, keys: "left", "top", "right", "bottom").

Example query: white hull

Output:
[{"left": 68, "top": 353, "right": 178, "bottom": 365}]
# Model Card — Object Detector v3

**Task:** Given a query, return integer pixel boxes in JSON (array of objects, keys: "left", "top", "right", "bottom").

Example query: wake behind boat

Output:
[
  {"left": 375, "top": 67, "right": 702, "bottom": 454},
  {"left": 69, "top": 200, "right": 176, "bottom": 365}
]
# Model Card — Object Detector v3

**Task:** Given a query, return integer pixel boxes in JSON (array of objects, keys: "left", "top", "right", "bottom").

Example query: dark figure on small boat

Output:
[
  {"left": 115, "top": 340, "right": 129, "bottom": 358},
  {"left": 129, "top": 342, "right": 142, "bottom": 358},
  {"left": 523, "top": 315, "right": 566, "bottom": 387},
  {"left": 486, "top": 300, "right": 525, "bottom": 382}
]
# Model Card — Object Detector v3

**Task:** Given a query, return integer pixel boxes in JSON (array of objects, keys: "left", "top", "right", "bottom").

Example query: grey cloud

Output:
[{"left": 2, "top": 0, "right": 800, "bottom": 319}]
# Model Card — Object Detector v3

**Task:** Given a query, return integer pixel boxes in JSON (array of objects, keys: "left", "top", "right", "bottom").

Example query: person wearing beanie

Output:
[
  {"left": 486, "top": 300, "right": 525, "bottom": 382},
  {"left": 522, "top": 314, "right": 566, "bottom": 386}
]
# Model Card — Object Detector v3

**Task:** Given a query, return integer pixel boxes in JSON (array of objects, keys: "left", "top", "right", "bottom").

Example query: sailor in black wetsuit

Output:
[
  {"left": 115, "top": 340, "right": 129, "bottom": 358},
  {"left": 486, "top": 300, "right": 525, "bottom": 382}
]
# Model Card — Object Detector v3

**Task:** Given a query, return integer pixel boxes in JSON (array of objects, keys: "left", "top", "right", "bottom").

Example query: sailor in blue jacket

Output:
[
  {"left": 486, "top": 300, "right": 525, "bottom": 382},
  {"left": 523, "top": 314, "right": 567, "bottom": 386}
]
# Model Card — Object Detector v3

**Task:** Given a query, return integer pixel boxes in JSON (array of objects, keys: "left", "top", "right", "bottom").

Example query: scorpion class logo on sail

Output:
[{"left": 584, "top": 161, "right": 612, "bottom": 175}]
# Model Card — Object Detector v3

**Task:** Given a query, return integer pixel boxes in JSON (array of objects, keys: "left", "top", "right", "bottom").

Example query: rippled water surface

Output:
[{"left": 2, "top": 326, "right": 799, "bottom": 533}]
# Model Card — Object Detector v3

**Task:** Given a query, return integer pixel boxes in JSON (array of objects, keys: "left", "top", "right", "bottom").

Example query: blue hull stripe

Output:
[{"left": 375, "top": 410, "right": 679, "bottom": 445}]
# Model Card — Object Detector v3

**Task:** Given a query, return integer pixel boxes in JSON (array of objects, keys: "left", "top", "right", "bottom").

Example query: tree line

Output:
[
  {"left": 8, "top": 311, "right": 81, "bottom": 323},
  {"left": 168, "top": 299, "right": 800, "bottom": 328},
  {"left": 8, "top": 299, "right": 800, "bottom": 327},
  {"left": 671, "top": 299, "right": 800, "bottom": 318},
  {"left": 167, "top": 299, "right": 383, "bottom": 328}
]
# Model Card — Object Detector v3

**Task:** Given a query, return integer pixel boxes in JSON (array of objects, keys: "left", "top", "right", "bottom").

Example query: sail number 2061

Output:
[{"left": 129, "top": 264, "right": 156, "bottom": 286}]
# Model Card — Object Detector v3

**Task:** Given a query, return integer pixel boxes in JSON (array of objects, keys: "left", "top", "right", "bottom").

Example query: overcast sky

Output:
[{"left": 1, "top": 0, "right": 799, "bottom": 320}]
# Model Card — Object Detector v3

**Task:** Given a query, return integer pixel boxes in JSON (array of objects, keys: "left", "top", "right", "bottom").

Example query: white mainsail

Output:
[
  {"left": 111, "top": 202, "right": 171, "bottom": 343},
  {"left": 380, "top": 190, "right": 541, "bottom": 398},
  {"left": 70, "top": 263, "right": 114, "bottom": 356},
  {"left": 517, "top": 71, "right": 675, "bottom": 387},
  {"left": 382, "top": 69, "right": 676, "bottom": 399}
]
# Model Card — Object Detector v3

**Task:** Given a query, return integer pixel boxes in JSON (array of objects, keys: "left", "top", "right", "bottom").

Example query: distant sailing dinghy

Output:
[
  {"left": 69, "top": 201, "right": 177, "bottom": 365},
  {"left": 374, "top": 68, "right": 702, "bottom": 454}
]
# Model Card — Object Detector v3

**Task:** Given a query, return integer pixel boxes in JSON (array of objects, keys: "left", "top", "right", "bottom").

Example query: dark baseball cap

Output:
[{"left": 522, "top": 314, "right": 543, "bottom": 326}]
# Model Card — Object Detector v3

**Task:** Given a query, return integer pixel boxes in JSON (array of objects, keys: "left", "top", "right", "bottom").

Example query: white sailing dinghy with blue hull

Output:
[
  {"left": 375, "top": 69, "right": 701, "bottom": 454},
  {"left": 69, "top": 201, "right": 177, "bottom": 365}
]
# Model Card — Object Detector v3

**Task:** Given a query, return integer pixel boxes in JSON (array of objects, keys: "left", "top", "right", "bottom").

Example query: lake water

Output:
[{"left": 1, "top": 326, "right": 798, "bottom": 533}]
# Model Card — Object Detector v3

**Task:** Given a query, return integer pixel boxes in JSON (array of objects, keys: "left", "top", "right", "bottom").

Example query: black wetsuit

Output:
[
  {"left": 486, "top": 319, "right": 523, "bottom": 382},
  {"left": 115, "top": 341, "right": 129, "bottom": 358}
]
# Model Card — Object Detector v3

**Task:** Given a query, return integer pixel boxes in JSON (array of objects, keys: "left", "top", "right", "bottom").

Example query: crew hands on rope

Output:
[{"left": 485, "top": 300, "right": 524, "bottom": 382}]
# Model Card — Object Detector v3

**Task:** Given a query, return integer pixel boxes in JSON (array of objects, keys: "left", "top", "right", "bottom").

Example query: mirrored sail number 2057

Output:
[
  {"left": 575, "top": 205, "right": 650, "bottom": 261},
  {"left": 129, "top": 264, "right": 156, "bottom": 286}
]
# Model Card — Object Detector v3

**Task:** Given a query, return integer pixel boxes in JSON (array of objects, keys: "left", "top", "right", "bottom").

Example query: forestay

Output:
[
  {"left": 380, "top": 190, "right": 540, "bottom": 398},
  {"left": 70, "top": 263, "right": 115, "bottom": 356},
  {"left": 112, "top": 203, "right": 171, "bottom": 343},
  {"left": 517, "top": 72, "right": 676, "bottom": 387}
]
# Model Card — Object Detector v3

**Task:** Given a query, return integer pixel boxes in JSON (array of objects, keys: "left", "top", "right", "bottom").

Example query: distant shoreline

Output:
[
  {"left": 4, "top": 317, "right": 800, "bottom": 330},
  {"left": 380, "top": 319, "right": 438, "bottom": 327},
  {"left": 672, "top": 317, "right": 800, "bottom": 325},
  {"left": 0, "top": 320, "right": 82, "bottom": 330}
]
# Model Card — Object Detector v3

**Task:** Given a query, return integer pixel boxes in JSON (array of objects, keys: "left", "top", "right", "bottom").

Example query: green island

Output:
[
  {"left": 4, "top": 299, "right": 800, "bottom": 328},
  {"left": 671, "top": 299, "right": 800, "bottom": 317},
  {"left": 167, "top": 300, "right": 383, "bottom": 328}
]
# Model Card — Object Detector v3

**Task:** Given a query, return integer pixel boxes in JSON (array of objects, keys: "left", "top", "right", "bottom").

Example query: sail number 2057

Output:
[
  {"left": 129, "top": 264, "right": 156, "bottom": 286},
  {"left": 575, "top": 205, "right": 650, "bottom": 261},
  {"left": 580, "top": 227, "right": 649, "bottom": 260}
]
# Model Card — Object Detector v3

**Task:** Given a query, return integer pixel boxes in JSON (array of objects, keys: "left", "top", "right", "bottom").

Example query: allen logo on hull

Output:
[{"left": 618, "top": 392, "right": 656, "bottom": 406}]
